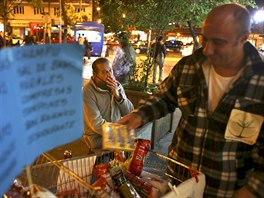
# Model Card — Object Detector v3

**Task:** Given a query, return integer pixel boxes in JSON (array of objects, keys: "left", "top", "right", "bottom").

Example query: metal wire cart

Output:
[{"left": 14, "top": 148, "right": 204, "bottom": 198}]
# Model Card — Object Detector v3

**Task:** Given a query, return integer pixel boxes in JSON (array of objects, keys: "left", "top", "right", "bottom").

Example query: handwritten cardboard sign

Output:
[{"left": 0, "top": 44, "right": 83, "bottom": 195}]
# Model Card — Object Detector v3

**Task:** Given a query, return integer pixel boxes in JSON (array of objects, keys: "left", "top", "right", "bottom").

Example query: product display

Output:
[{"left": 11, "top": 138, "right": 201, "bottom": 198}]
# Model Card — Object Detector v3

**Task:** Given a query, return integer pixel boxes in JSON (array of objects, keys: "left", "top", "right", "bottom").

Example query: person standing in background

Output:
[
  {"left": 151, "top": 35, "right": 166, "bottom": 84},
  {"left": 118, "top": 3, "right": 264, "bottom": 198},
  {"left": 112, "top": 31, "right": 136, "bottom": 85},
  {"left": 78, "top": 33, "right": 84, "bottom": 45},
  {"left": 23, "top": 32, "right": 36, "bottom": 45},
  {"left": 84, "top": 37, "right": 92, "bottom": 59}
]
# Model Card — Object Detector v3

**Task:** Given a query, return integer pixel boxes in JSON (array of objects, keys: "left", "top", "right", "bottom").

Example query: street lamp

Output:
[
  {"left": 97, "top": 7, "right": 101, "bottom": 18},
  {"left": 253, "top": 9, "right": 264, "bottom": 35},
  {"left": 253, "top": 9, "right": 264, "bottom": 23}
]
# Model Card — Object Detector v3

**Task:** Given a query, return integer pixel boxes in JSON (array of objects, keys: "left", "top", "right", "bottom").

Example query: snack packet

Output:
[{"left": 102, "top": 122, "right": 135, "bottom": 150}]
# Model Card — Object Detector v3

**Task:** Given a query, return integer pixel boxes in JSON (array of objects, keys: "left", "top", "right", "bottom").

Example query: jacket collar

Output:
[{"left": 90, "top": 77, "right": 110, "bottom": 93}]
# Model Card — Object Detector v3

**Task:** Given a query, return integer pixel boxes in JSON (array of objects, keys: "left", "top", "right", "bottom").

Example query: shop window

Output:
[
  {"left": 13, "top": 6, "right": 24, "bottom": 14},
  {"left": 34, "top": 7, "right": 44, "bottom": 15},
  {"left": 75, "top": 8, "right": 85, "bottom": 13},
  {"left": 54, "top": 7, "right": 59, "bottom": 16}
]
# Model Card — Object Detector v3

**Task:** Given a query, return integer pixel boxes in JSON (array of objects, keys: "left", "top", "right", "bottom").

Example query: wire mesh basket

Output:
[
  {"left": 16, "top": 151, "right": 116, "bottom": 197},
  {"left": 15, "top": 150, "right": 201, "bottom": 197},
  {"left": 144, "top": 151, "right": 200, "bottom": 184}
]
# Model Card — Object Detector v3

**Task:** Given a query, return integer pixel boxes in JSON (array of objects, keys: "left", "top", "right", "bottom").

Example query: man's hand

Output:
[
  {"left": 106, "top": 75, "right": 121, "bottom": 101},
  {"left": 232, "top": 187, "right": 256, "bottom": 198},
  {"left": 117, "top": 113, "right": 142, "bottom": 130}
]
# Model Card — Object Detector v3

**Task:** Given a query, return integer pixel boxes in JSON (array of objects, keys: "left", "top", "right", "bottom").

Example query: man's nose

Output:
[
  {"left": 203, "top": 41, "right": 214, "bottom": 56},
  {"left": 106, "top": 70, "right": 112, "bottom": 77}
]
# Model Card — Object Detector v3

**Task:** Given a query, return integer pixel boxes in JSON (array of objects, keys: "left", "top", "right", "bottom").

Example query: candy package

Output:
[{"left": 102, "top": 122, "right": 135, "bottom": 151}]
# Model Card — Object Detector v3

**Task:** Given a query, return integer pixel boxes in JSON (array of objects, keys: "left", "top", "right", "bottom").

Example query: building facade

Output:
[{"left": 0, "top": 0, "right": 93, "bottom": 43}]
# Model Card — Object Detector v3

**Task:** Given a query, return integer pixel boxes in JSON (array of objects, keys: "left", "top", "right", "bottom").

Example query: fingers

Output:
[
  {"left": 106, "top": 76, "right": 117, "bottom": 90},
  {"left": 118, "top": 113, "right": 142, "bottom": 130}
]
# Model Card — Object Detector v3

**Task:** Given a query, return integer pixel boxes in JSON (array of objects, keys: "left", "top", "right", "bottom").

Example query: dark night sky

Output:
[{"left": 255, "top": 0, "right": 264, "bottom": 7}]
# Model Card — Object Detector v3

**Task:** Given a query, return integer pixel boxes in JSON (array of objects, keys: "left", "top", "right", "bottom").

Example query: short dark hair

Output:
[
  {"left": 156, "top": 36, "right": 163, "bottom": 41},
  {"left": 92, "top": 57, "right": 110, "bottom": 74}
]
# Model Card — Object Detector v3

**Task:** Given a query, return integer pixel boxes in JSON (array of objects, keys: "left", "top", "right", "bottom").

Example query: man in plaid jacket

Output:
[{"left": 118, "top": 3, "right": 264, "bottom": 198}]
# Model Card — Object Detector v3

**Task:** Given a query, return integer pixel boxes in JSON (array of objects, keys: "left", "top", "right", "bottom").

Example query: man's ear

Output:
[{"left": 240, "top": 33, "right": 249, "bottom": 44}]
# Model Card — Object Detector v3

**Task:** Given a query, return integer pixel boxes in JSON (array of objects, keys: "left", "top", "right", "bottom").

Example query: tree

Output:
[
  {"left": 100, "top": 0, "right": 256, "bottom": 91},
  {"left": 100, "top": 0, "right": 128, "bottom": 33},
  {"left": 100, "top": 0, "right": 256, "bottom": 39},
  {"left": 58, "top": 0, "right": 90, "bottom": 43},
  {"left": 0, "top": 0, "right": 41, "bottom": 47}
]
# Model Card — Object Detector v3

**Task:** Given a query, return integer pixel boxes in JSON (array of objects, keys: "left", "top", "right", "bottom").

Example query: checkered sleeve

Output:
[
  {"left": 134, "top": 58, "right": 189, "bottom": 126},
  {"left": 246, "top": 123, "right": 264, "bottom": 197}
]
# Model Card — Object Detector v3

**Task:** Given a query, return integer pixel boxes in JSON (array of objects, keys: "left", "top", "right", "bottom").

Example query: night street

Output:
[{"left": 83, "top": 51, "right": 183, "bottom": 83}]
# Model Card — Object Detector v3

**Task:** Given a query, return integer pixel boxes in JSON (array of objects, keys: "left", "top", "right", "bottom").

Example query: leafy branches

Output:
[{"left": 100, "top": 0, "right": 256, "bottom": 34}]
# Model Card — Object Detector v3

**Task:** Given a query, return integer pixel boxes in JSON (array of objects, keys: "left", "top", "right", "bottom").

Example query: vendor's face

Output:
[{"left": 201, "top": 14, "right": 247, "bottom": 68}]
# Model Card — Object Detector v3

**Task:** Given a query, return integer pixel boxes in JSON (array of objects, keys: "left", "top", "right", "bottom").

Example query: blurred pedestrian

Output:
[
  {"left": 118, "top": 3, "right": 264, "bottom": 198},
  {"left": 0, "top": 31, "right": 3, "bottom": 49},
  {"left": 78, "top": 33, "right": 84, "bottom": 45},
  {"left": 112, "top": 31, "right": 136, "bottom": 85},
  {"left": 151, "top": 35, "right": 166, "bottom": 84},
  {"left": 83, "top": 37, "right": 92, "bottom": 59},
  {"left": 23, "top": 32, "right": 36, "bottom": 45}
]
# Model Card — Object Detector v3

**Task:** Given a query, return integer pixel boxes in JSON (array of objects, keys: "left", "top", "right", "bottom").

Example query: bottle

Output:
[
  {"left": 110, "top": 167, "right": 140, "bottom": 198},
  {"left": 112, "top": 150, "right": 126, "bottom": 167},
  {"left": 63, "top": 150, "right": 72, "bottom": 159}
]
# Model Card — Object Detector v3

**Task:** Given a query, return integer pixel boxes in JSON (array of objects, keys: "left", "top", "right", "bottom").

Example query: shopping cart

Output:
[
  {"left": 16, "top": 150, "right": 203, "bottom": 197},
  {"left": 17, "top": 151, "right": 115, "bottom": 197}
]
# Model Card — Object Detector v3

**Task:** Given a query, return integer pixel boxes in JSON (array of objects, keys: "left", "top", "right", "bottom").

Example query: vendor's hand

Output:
[
  {"left": 232, "top": 187, "right": 256, "bottom": 198},
  {"left": 117, "top": 113, "right": 142, "bottom": 130}
]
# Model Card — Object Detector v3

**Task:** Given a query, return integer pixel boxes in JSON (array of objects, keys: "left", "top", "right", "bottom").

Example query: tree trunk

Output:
[
  {"left": 187, "top": 20, "right": 200, "bottom": 52},
  {"left": 3, "top": 16, "right": 7, "bottom": 47},
  {"left": 61, "top": 0, "right": 68, "bottom": 43}
]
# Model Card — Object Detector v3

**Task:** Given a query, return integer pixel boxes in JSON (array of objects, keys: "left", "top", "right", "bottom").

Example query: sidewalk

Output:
[{"left": 46, "top": 108, "right": 181, "bottom": 160}]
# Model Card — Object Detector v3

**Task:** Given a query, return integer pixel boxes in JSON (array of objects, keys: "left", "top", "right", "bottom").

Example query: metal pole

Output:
[
  {"left": 3, "top": 0, "right": 6, "bottom": 47},
  {"left": 59, "top": 0, "right": 62, "bottom": 43}
]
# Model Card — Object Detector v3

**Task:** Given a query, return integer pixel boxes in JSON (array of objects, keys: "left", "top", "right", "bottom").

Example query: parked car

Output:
[
  {"left": 131, "top": 41, "right": 148, "bottom": 54},
  {"left": 164, "top": 40, "right": 183, "bottom": 53}
]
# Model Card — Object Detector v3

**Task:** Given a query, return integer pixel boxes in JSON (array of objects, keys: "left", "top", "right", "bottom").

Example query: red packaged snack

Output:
[
  {"left": 93, "top": 162, "right": 111, "bottom": 178},
  {"left": 92, "top": 176, "right": 108, "bottom": 188},
  {"left": 128, "top": 139, "right": 151, "bottom": 176}
]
